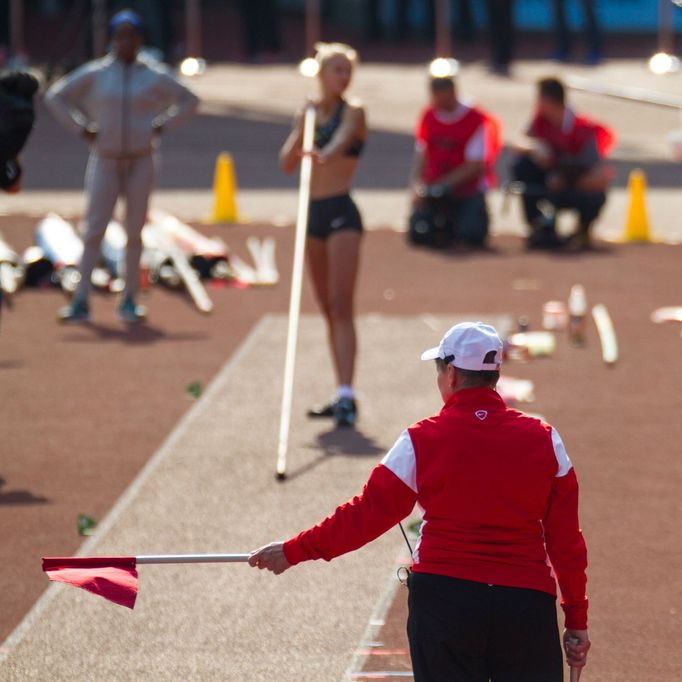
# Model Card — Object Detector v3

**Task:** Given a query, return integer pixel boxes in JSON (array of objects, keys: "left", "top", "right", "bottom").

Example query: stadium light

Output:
[
  {"left": 180, "top": 57, "right": 206, "bottom": 77},
  {"left": 429, "top": 58, "right": 460, "bottom": 79},
  {"left": 648, "top": 51, "right": 680, "bottom": 74},
  {"left": 298, "top": 57, "right": 320, "bottom": 78}
]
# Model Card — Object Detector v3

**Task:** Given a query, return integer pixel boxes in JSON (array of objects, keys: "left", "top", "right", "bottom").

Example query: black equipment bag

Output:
[
  {"left": 407, "top": 197, "right": 455, "bottom": 249},
  {"left": 0, "top": 71, "right": 39, "bottom": 162}
]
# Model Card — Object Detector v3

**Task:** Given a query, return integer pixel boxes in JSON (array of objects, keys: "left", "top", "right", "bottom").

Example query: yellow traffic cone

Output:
[
  {"left": 209, "top": 152, "right": 240, "bottom": 223},
  {"left": 623, "top": 169, "right": 651, "bottom": 242}
]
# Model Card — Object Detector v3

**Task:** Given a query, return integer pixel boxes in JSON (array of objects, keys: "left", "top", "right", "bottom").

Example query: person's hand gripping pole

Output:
[{"left": 565, "top": 631, "right": 590, "bottom": 681}]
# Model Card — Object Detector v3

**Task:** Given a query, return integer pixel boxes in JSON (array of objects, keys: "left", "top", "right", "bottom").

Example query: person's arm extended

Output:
[
  {"left": 316, "top": 104, "right": 366, "bottom": 163},
  {"left": 151, "top": 69, "right": 199, "bottom": 133},
  {"left": 543, "top": 429, "right": 589, "bottom": 668},
  {"left": 284, "top": 463, "right": 417, "bottom": 564},
  {"left": 558, "top": 136, "right": 612, "bottom": 191},
  {"left": 279, "top": 110, "right": 305, "bottom": 175},
  {"left": 250, "top": 431, "right": 418, "bottom": 573},
  {"left": 544, "top": 429, "right": 590, "bottom": 669},
  {"left": 509, "top": 133, "right": 536, "bottom": 155},
  {"left": 409, "top": 145, "right": 426, "bottom": 190},
  {"left": 408, "top": 145, "right": 428, "bottom": 206},
  {"left": 436, "top": 160, "right": 484, "bottom": 190},
  {"left": 44, "top": 64, "right": 96, "bottom": 137},
  {"left": 574, "top": 162, "right": 613, "bottom": 192}
]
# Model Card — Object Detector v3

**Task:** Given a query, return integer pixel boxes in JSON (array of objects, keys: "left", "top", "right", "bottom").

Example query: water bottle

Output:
[{"left": 568, "top": 284, "right": 587, "bottom": 347}]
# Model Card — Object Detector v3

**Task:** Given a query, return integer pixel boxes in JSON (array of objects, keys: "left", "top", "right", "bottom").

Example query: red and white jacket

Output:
[{"left": 284, "top": 387, "right": 589, "bottom": 630}]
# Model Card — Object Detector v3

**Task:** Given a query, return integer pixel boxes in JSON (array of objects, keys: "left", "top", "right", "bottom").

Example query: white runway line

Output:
[
  {"left": 0, "top": 315, "right": 272, "bottom": 664},
  {"left": 420, "top": 314, "right": 440, "bottom": 332},
  {"left": 342, "top": 565, "right": 403, "bottom": 681}
]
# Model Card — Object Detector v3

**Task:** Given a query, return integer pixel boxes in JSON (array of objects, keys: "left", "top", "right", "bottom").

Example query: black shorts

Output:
[
  {"left": 407, "top": 572, "right": 563, "bottom": 682},
  {"left": 307, "top": 194, "right": 364, "bottom": 240}
]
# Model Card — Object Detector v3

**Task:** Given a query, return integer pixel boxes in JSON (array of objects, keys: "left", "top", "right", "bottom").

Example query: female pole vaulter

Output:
[{"left": 279, "top": 43, "right": 367, "bottom": 428}]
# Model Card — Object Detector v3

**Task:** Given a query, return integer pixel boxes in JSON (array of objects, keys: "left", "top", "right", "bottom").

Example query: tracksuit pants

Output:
[
  {"left": 485, "top": 0, "right": 515, "bottom": 68},
  {"left": 407, "top": 572, "right": 563, "bottom": 682},
  {"left": 75, "top": 152, "right": 156, "bottom": 301}
]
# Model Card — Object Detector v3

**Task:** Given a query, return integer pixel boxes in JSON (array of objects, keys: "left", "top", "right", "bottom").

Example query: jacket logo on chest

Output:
[{"left": 475, "top": 410, "right": 488, "bottom": 421}]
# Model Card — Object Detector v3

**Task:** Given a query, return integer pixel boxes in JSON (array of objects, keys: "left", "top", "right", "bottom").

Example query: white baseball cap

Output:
[{"left": 420, "top": 321, "right": 503, "bottom": 371}]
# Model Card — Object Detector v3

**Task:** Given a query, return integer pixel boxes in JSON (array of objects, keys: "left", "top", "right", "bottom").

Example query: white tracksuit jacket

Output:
[
  {"left": 44, "top": 54, "right": 198, "bottom": 301},
  {"left": 45, "top": 52, "right": 198, "bottom": 157}
]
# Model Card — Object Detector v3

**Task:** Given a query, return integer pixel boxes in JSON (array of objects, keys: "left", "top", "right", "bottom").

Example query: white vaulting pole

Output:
[
  {"left": 592, "top": 304, "right": 618, "bottom": 366},
  {"left": 276, "top": 104, "right": 316, "bottom": 481},
  {"left": 136, "top": 553, "right": 249, "bottom": 564}
]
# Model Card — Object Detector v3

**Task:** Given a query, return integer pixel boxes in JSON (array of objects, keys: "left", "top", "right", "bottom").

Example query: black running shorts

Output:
[{"left": 307, "top": 193, "right": 364, "bottom": 240}]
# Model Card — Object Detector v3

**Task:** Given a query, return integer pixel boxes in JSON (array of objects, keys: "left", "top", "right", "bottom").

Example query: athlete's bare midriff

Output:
[{"left": 310, "top": 155, "right": 359, "bottom": 200}]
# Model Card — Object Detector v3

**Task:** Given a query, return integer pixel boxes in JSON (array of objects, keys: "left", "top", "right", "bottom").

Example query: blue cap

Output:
[{"left": 109, "top": 9, "right": 145, "bottom": 36}]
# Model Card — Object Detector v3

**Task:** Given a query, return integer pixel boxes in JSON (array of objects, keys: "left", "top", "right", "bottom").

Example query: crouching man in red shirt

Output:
[
  {"left": 408, "top": 67, "right": 501, "bottom": 249},
  {"left": 250, "top": 321, "right": 590, "bottom": 682},
  {"left": 512, "top": 76, "right": 614, "bottom": 251}
]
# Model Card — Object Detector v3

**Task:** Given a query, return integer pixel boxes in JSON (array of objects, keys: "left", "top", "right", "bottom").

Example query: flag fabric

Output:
[{"left": 42, "top": 556, "right": 138, "bottom": 609}]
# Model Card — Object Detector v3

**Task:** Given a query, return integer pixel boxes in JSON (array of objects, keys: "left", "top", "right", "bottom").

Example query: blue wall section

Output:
[{"left": 513, "top": 0, "right": 681, "bottom": 32}]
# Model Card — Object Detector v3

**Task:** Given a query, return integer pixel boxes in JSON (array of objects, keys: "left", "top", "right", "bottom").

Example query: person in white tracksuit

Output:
[{"left": 45, "top": 9, "right": 198, "bottom": 323}]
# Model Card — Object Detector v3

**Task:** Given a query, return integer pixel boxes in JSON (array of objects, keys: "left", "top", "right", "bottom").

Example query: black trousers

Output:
[
  {"left": 512, "top": 155, "right": 606, "bottom": 233},
  {"left": 407, "top": 573, "right": 563, "bottom": 682},
  {"left": 238, "top": 0, "right": 281, "bottom": 55},
  {"left": 552, "top": 0, "right": 602, "bottom": 57},
  {"left": 485, "top": 0, "right": 515, "bottom": 67}
]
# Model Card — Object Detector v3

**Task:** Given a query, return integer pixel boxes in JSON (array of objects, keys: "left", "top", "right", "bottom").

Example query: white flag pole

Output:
[
  {"left": 136, "top": 553, "right": 249, "bottom": 564},
  {"left": 275, "top": 103, "right": 316, "bottom": 481}
]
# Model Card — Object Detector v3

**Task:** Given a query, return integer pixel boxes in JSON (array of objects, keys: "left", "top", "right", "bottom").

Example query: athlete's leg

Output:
[
  {"left": 73, "top": 154, "right": 120, "bottom": 301},
  {"left": 326, "top": 230, "right": 361, "bottom": 388},
  {"left": 306, "top": 236, "right": 331, "bottom": 318},
  {"left": 123, "top": 154, "right": 156, "bottom": 299}
]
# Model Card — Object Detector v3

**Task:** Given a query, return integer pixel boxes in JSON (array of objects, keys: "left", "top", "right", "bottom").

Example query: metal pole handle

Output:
[{"left": 136, "top": 554, "right": 250, "bottom": 564}]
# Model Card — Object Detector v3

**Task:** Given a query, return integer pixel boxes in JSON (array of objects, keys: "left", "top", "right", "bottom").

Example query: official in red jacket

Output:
[
  {"left": 250, "top": 321, "right": 590, "bottom": 681},
  {"left": 512, "top": 76, "right": 614, "bottom": 251}
]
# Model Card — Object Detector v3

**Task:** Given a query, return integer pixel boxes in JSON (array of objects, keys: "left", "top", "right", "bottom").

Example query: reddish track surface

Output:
[{"left": 1, "top": 217, "right": 681, "bottom": 680}]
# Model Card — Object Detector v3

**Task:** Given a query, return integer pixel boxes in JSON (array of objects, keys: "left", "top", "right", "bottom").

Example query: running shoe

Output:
[
  {"left": 307, "top": 400, "right": 337, "bottom": 419},
  {"left": 57, "top": 298, "right": 90, "bottom": 323},
  {"left": 118, "top": 296, "right": 147, "bottom": 323},
  {"left": 335, "top": 397, "right": 357, "bottom": 428}
]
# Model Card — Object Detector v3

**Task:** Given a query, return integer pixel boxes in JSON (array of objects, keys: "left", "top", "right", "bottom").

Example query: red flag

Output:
[{"left": 42, "top": 556, "right": 138, "bottom": 609}]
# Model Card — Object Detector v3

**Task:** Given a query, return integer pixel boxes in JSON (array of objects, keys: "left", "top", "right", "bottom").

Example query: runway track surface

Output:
[{"left": 1, "top": 216, "right": 680, "bottom": 680}]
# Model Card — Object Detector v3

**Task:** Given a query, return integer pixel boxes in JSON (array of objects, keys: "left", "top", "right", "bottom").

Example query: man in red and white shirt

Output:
[
  {"left": 250, "top": 322, "right": 590, "bottom": 681},
  {"left": 512, "top": 76, "right": 614, "bottom": 250},
  {"left": 408, "top": 67, "right": 501, "bottom": 249}
]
